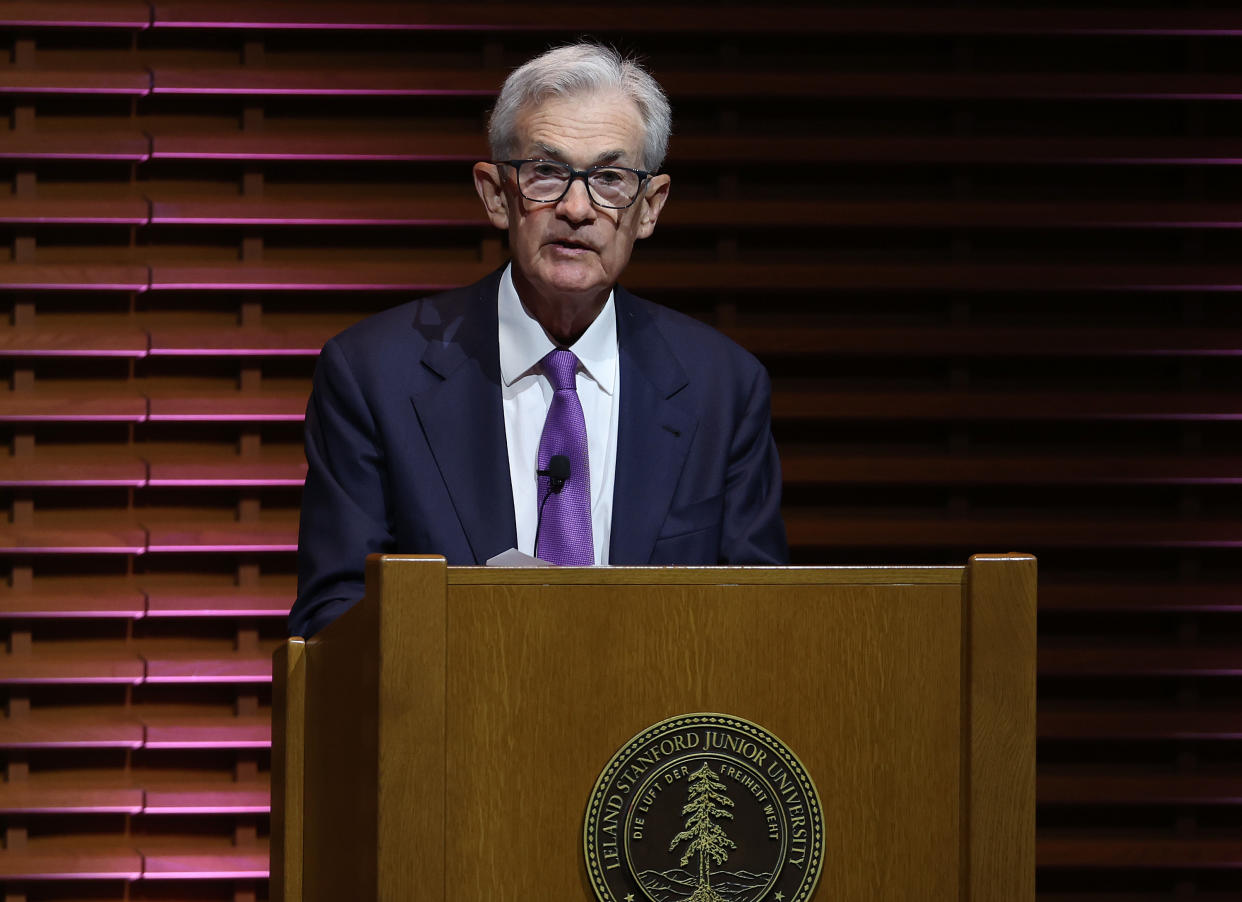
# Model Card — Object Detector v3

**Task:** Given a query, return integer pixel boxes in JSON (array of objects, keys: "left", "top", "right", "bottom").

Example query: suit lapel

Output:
[
  {"left": 411, "top": 275, "right": 517, "bottom": 563},
  {"left": 610, "top": 288, "right": 697, "bottom": 565}
]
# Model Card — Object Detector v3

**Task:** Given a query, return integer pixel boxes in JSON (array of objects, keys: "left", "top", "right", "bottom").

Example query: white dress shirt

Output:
[{"left": 498, "top": 264, "right": 620, "bottom": 564}]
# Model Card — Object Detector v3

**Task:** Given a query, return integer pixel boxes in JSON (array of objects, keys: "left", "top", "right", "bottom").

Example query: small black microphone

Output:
[
  {"left": 537, "top": 454, "right": 571, "bottom": 494},
  {"left": 533, "top": 455, "right": 572, "bottom": 557}
]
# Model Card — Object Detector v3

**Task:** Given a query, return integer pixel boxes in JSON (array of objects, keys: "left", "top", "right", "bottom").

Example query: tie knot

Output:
[{"left": 542, "top": 349, "right": 578, "bottom": 392}]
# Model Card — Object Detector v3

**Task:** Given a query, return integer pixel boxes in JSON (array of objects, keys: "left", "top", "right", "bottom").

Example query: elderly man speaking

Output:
[{"left": 291, "top": 42, "right": 787, "bottom": 638}]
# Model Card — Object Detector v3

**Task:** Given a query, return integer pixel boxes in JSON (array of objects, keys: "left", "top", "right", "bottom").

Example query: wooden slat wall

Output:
[{"left": 2, "top": 2, "right": 1240, "bottom": 899}]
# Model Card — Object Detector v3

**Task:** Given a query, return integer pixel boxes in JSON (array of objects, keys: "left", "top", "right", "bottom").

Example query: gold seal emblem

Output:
[{"left": 584, "top": 713, "right": 824, "bottom": 902}]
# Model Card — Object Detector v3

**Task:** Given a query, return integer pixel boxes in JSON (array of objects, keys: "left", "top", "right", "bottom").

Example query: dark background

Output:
[{"left": 2, "top": 1, "right": 1240, "bottom": 899}]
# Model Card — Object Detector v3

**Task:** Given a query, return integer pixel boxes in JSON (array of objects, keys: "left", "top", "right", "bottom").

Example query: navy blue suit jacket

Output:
[{"left": 291, "top": 269, "right": 787, "bottom": 638}]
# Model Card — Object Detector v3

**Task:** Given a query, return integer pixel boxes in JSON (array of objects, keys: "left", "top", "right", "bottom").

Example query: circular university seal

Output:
[{"left": 584, "top": 713, "right": 824, "bottom": 902}]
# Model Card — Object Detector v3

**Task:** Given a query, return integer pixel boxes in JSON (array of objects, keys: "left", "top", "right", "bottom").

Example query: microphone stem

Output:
[{"left": 533, "top": 484, "right": 555, "bottom": 559}]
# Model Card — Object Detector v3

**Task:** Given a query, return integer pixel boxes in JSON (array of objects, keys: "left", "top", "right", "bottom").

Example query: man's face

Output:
[{"left": 474, "top": 90, "right": 670, "bottom": 321}]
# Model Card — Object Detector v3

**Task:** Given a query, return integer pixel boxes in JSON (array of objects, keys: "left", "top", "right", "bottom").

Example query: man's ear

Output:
[
  {"left": 635, "top": 173, "right": 671, "bottom": 240},
  {"left": 472, "top": 162, "right": 509, "bottom": 230}
]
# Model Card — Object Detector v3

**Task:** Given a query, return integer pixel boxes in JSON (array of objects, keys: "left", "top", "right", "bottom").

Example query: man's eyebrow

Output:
[{"left": 529, "top": 143, "right": 631, "bottom": 167}]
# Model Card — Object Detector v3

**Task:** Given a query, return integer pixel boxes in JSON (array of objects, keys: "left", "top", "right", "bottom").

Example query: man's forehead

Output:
[{"left": 514, "top": 90, "right": 645, "bottom": 163}]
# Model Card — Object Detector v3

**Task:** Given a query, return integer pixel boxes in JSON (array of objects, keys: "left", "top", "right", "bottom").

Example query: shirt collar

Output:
[{"left": 497, "top": 262, "right": 617, "bottom": 393}]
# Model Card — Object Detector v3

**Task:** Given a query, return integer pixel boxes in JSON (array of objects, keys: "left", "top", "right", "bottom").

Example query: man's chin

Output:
[{"left": 532, "top": 261, "right": 609, "bottom": 299}]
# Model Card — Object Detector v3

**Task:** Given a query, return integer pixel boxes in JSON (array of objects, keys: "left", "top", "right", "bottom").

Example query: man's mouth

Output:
[{"left": 549, "top": 238, "right": 595, "bottom": 253}]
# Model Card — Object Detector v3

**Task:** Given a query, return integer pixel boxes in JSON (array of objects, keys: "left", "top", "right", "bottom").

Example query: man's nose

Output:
[{"left": 557, "top": 175, "right": 596, "bottom": 221}]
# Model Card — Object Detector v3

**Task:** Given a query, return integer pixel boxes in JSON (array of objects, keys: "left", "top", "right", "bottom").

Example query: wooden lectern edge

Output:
[
  {"left": 963, "top": 552, "right": 1037, "bottom": 902},
  {"left": 365, "top": 553, "right": 966, "bottom": 586},
  {"left": 271, "top": 637, "right": 306, "bottom": 902}
]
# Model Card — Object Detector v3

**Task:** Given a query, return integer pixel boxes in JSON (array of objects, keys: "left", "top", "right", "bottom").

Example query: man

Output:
[{"left": 291, "top": 42, "right": 786, "bottom": 638}]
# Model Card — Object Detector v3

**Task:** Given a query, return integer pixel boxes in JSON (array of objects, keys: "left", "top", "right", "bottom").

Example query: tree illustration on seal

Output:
[{"left": 669, "top": 763, "right": 737, "bottom": 902}]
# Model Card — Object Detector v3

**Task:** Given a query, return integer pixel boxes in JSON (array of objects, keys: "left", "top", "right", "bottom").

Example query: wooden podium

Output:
[{"left": 272, "top": 554, "right": 1035, "bottom": 901}]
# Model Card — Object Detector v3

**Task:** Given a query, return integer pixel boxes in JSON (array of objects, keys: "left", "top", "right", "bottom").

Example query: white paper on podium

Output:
[{"left": 485, "top": 548, "right": 555, "bottom": 567}]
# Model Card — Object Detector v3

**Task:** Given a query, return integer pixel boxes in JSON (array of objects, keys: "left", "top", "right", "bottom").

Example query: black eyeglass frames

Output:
[{"left": 493, "top": 159, "right": 653, "bottom": 210}]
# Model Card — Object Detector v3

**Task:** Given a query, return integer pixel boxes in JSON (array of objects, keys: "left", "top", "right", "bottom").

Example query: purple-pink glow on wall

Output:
[
  {"left": 143, "top": 802, "right": 270, "bottom": 814},
  {"left": 145, "top": 415, "right": 305, "bottom": 422},
  {"left": 150, "top": 348, "right": 321, "bottom": 356},
  {"left": 143, "top": 739, "right": 270, "bottom": 749},
  {"left": 149, "top": 478, "right": 305, "bottom": 487},
  {"left": 145, "top": 543, "right": 298, "bottom": 553}
]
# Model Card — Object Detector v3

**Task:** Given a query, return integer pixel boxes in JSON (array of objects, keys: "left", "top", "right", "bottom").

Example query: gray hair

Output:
[{"left": 488, "top": 42, "right": 672, "bottom": 172}]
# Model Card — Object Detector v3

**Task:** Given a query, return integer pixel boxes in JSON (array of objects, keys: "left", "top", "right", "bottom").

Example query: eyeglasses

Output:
[{"left": 494, "top": 159, "right": 652, "bottom": 210}]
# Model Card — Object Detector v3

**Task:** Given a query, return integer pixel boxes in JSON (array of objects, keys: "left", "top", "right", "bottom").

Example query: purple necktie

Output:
[{"left": 535, "top": 349, "right": 594, "bottom": 565}]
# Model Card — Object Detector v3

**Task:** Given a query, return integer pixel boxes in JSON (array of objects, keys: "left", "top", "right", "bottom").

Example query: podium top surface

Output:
[{"left": 380, "top": 556, "right": 975, "bottom": 587}]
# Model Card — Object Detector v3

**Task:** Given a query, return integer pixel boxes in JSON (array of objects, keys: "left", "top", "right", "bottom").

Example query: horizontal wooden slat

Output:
[
  {"left": 1039, "top": 772, "right": 1242, "bottom": 805},
  {"left": 0, "top": 835, "right": 267, "bottom": 880},
  {"left": 145, "top": 379, "right": 308, "bottom": 421},
  {"left": 680, "top": 135, "right": 1242, "bottom": 166},
  {"left": 0, "top": 770, "right": 270, "bottom": 814},
  {"left": 5, "top": 130, "right": 1238, "bottom": 166},
  {"left": 0, "top": 312, "right": 347, "bottom": 357},
  {"left": 141, "top": 575, "right": 294, "bottom": 617},
  {"left": 0, "top": 580, "right": 148, "bottom": 619},
  {"left": 147, "top": 314, "right": 351, "bottom": 355},
  {"left": 0, "top": 774, "right": 145, "bottom": 813},
  {"left": 0, "top": 639, "right": 276, "bottom": 684},
  {"left": 668, "top": 201, "right": 1242, "bottom": 231},
  {"left": 147, "top": 260, "right": 486, "bottom": 289},
  {"left": 139, "top": 131, "right": 1242, "bottom": 166},
  {"left": 780, "top": 450, "right": 1242, "bottom": 486},
  {"left": 141, "top": 260, "right": 1242, "bottom": 292},
  {"left": 143, "top": 779, "right": 270, "bottom": 814},
  {"left": 139, "top": 4, "right": 1242, "bottom": 37},
  {"left": 4, "top": 706, "right": 272, "bottom": 749},
  {"left": 143, "top": 509, "right": 298, "bottom": 552},
  {"left": 1040, "top": 583, "right": 1242, "bottom": 613},
  {"left": 0, "top": 318, "right": 149, "bottom": 356},
  {"left": 150, "top": 192, "right": 483, "bottom": 226},
  {"left": 0, "top": 511, "right": 147, "bottom": 554},
  {"left": 0, "top": 575, "right": 294, "bottom": 619},
  {"left": 628, "top": 261, "right": 1242, "bottom": 292},
  {"left": 19, "top": 191, "right": 1242, "bottom": 230},
  {"left": 1038, "top": 837, "right": 1242, "bottom": 869},
  {"left": 0, "top": 66, "right": 150, "bottom": 94},
  {"left": 786, "top": 514, "right": 1242, "bottom": 549},
  {"left": 150, "top": 129, "right": 484, "bottom": 160},
  {"left": 0, "top": 642, "right": 145, "bottom": 684},
  {"left": 0, "top": 263, "right": 148, "bottom": 290},
  {"left": 2, "top": 708, "right": 145, "bottom": 749},
  {"left": 145, "top": 442, "right": 305, "bottom": 486},
  {"left": 0, "top": 383, "right": 147, "bottom": 421},
  {"left": 732, "top": 326, "right": 1242, "bottom": 357},
  {"left": 0, "top": 129, "right": 150, "bottom": 160},
  {"left": 1039, "top": 644, "right": 1242, "bottom": 677},
  {"left": 1, "top": 67, "right": 1196, "bottom": 101},
  {"left": 151, "top": 65, "right": 496, "bottom": 96},
  {"left": 0, "top": 837, "right": 142, "bottom": 880},
  {"left": 772, "top": 390, "right": 1242, "bottom": 421},
  {"left": 143, "top": 638, "right": 276, "bottom": 682},
  {"left": 145, "top": 195, "right": 1242, "bottom": 230},
  {"left": 140, "top": 707, "right": 271, "bottom": 748},
  {"left": 138, "top": 837, "right": 269, "bottom": 879},
  {"left": 0, "top": 444, "right": 147, "bottom": 486},
  {"left": 1040, "top": 708, "right": 1242, "bottom": 741},
  {"left": 0, "top": 1, "right": 151, "bottom": 27},
  {"left": 0, "top": 194, "right": 149, "bottom": 224}
]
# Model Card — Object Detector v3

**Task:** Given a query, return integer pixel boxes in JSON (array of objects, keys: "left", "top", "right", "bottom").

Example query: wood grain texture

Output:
[
  {"left": 271, "top": 638, "right": 304, "bottom": 902},
  {"left": 302, "top": 589, "right": 380, "bottom": 900},
  {"left": 285, "top": 560, "right": 1003, "bottom": 901},
  {"left": 373, "top": 554, "right": 447, "bottom": 902},
  {"left": 278, "top": 559, "right": 1038, "bottom": 899},
  {"left": 445, "top": 571, "right": 964, "bottom": 900},
  {"left": 964, "top": 554, "right": 1036, "bottom": 902}
]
